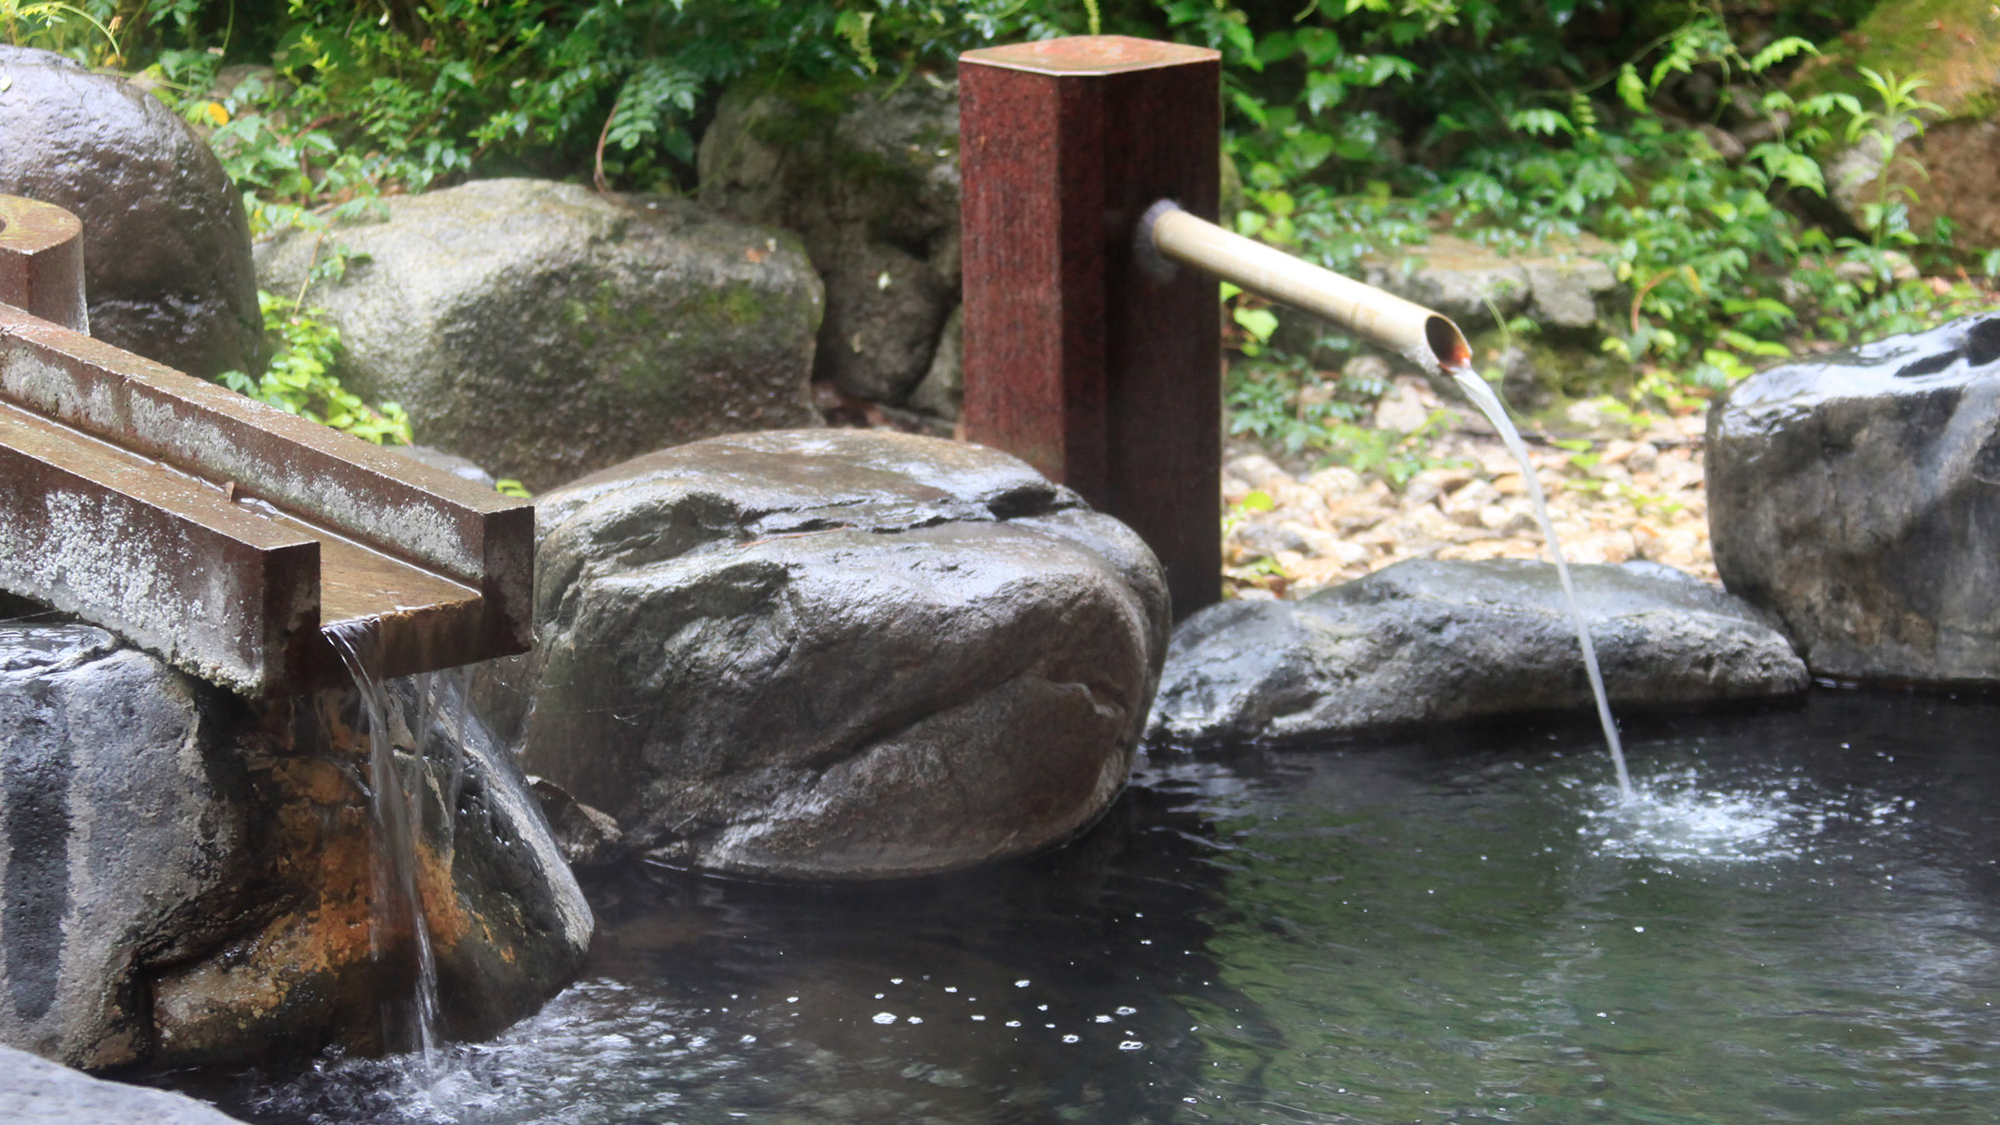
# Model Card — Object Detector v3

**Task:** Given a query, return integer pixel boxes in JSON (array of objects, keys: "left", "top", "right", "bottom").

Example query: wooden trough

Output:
[{"left": 0, "top": 194, "right": 532, "bottom": 696}]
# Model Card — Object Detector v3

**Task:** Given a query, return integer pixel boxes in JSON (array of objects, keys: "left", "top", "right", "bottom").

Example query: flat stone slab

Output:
[
  {"left": 1146, "top": 559, "right": 1808, "bottom": 747},
  {"left": 0, "top": 1044, "right": 244, "bottom": 1123}
]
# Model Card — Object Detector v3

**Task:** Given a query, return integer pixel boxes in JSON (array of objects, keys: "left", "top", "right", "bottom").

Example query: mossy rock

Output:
[
  {"left": 1792, "top": 0, "right": 2000, "bottom": 123},
  {"left": 254, "top": 179, "right": 825, "bottom": 491},
  {"left": 1790, "top": 0, "right": 2000, "bottom": 252},
  {"left": 698, "top": 73, "right": 961, "bottom": 406},
  {"left": 1465, "top": 329, "right": 1637, "bottom": 415}
]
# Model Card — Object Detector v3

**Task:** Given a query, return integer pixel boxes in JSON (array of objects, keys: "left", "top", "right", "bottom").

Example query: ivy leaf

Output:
[
  {"left": 1748, "top": 36, "right": 1816, "bottom": 73},
  {"left": 1233, "top": 306, "right": 1280, "bottom": 343},
  {"left": 1616, "top": 63, "right": 1648, "bottom": 114},
  {"left": 1508, "top": 108, "right": 1574, "bottom": 137},
  {"left": 1295, "top": 27, "right": 1342, "bottom": 67},
  {"left": 1305, "top": 71, "right": 1346, "bottom": 115},
  {"left": 1230, "top": 89, "right": 1270, "bottom": 128}
]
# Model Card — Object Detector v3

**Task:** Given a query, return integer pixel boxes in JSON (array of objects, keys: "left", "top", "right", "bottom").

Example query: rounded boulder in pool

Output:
[{"left": 491, "top": 430, "right": 1169, "bottom": 879}]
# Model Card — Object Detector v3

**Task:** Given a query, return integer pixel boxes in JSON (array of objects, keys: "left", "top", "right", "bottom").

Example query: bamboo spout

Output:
[{"left": 1140, "top": 199, "right": 1472, "bottom": 375}]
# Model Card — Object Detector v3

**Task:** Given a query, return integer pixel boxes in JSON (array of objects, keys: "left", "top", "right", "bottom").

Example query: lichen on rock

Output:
[{"left": 254, "top": 179, "right": 824, "bottom": 491}]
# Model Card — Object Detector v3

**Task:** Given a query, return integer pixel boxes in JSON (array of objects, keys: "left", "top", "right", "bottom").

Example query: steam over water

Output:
[{"left": 166, "top": 691, "right": 2000, "bottom": 1124}]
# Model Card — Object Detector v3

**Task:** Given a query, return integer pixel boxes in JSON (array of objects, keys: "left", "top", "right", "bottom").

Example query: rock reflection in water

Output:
[
  {"left": 179, "top": 780, "right": 1241, "bottom": 1124},
  {"left": 171, "top": 691, "right": 2000, "bottom": 1124}
]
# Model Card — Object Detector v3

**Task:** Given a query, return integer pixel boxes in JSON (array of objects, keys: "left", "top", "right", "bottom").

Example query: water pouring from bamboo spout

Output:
[{"left": 1140, "top": 200, "right": 1634, "bottom": 799}]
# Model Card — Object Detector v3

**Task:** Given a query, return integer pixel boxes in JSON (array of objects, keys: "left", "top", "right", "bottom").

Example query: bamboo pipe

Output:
[{"left": 1138, "top": 199, "right": 1472, "bottom": 375}]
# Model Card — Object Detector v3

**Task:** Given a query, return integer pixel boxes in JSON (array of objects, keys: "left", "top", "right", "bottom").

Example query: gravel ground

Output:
[{"left": 1222, "top": 377, "right": 1716, "bottom": 601}]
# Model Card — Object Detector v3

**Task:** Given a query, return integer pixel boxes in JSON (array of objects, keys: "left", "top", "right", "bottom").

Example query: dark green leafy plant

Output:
[
  {"left": 0, "top": 0, "right": 118, "bottom": 61},
  {"left": 8, "top": 0, "right": 1995, "bottom": 471},
  {"left": 1209, "top": 0, "right": 1996, "bottom": 425},
  {"left": 1836, "top": 67, "right": 1943, "bottom": 254}
]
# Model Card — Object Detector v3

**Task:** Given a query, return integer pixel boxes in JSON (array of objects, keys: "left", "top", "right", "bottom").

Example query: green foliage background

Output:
[{"left": 7, "top": 0, "right": 1997, "bottom": 462}]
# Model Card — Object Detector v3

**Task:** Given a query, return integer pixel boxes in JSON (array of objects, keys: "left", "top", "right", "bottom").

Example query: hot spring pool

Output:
[{"left": 167, "top": 689, "right": 2000, "bottom": 1123}]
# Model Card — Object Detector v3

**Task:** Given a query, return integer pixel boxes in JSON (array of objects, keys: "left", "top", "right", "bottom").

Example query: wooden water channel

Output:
[{"left": 0, "top": 194, "right": 531, "bottom": 696}]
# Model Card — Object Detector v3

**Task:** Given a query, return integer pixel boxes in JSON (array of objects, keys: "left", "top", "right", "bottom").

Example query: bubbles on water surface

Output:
[
  {"left": 226, "top": 982, "right": 748, "bottom": 1125},
  {"left": 1577, "top": 768, "right": 1792, "bottom": 862},
  {"left": 184, "top": 694, "right": 2000, "bottom": 1125}
]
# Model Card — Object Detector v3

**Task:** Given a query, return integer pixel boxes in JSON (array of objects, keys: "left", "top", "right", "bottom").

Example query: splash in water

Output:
[
  {"left": 1572, "top": 762, "right": 1922, "bottom": 863},
  {"left": 1575, "top": 768, "right": 1794, "bottom": 861},
  {"left": 1444, "top": 361, "right": 1633, "bottom": 799}
]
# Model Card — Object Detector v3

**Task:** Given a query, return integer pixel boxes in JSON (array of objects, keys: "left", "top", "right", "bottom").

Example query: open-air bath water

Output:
[{"left": 164, "top": 690, "right": 2000, "bottom": 1124}]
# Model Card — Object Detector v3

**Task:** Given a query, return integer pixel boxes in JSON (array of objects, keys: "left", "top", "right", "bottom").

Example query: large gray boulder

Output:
[
  {"left": 0, "top": 623, "right": 590, "bottom": 1070},
  {"left": 490, "top": 430, "right": 1169, "bottom": 879},
  {"left": 1147, "top": 559, "right": 1808, "bottom": 747},
  {"left": 0, "top": 46, "right": 265, "bottom": 378},
  {"left": 1358, "top": 233, "right": 1619, "bottom": 332},
  {"left": 0, "top": 1043, "right": 244, "bottom": 1124},
  {"left": 0, "top": 626, "right": 253, "bottom": 1069},
  {"left": 1708, "top": 313, "right": 2000, "bottom": 684},
  {"left": 256, "top": 178, "right": 824, "bottom": 490},
  {"left": 698, "top": 78, "right": 960, "bottom": 409}
]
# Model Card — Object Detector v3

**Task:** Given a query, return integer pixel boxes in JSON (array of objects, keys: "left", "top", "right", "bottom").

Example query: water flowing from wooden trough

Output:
[{"left": 324, "top": 619, "right": 461, "bottom": 1064}]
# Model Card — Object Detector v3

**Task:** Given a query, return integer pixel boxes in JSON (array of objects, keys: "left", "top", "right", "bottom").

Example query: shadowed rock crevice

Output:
[{"left": 699, "top": 78, "right": 962, "bottom": 413}]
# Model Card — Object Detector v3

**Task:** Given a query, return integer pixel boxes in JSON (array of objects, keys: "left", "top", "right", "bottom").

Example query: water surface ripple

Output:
[{"left": 173, "top": 691, "right": 2000, "bottom": 1124}]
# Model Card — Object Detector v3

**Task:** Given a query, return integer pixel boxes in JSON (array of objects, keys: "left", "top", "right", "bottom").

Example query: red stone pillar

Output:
[
  {"left": 959, "top": 36, "right": 1223, "bottom": 619},
  {"left": 0, "top": 195, "right": 88, "bottom": 332}
]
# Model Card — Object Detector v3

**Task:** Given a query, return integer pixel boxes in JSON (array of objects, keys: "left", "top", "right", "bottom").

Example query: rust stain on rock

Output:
[{"left": 151, "top": 688, "right": 462, "bottom": 1063}]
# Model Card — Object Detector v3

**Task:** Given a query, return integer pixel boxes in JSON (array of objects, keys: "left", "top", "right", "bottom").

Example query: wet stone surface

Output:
[
  {"left": 486, "top": 429, "right": 1169, "bottom": 880},
  {"left": 1148, "top": 557, "right": 1808, "bottom": 748},
  {"left": 0, "top": 623, "right": 588, "bottom": 1071},
  {"left": 149, "top": 675, "right": 592, "bottom": 1067},
  {"left": 0, "top": 625, "right": 253, "bottom": 1070},
  {"left": 0, "top": 46, "right": 266, "bottom": 379},
  {"left": 0, "top": 1042, "right": 246, "bottom": 1123},
  {"left": 1709, "top": 312, "right": 2000, "bottom": 685}
]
